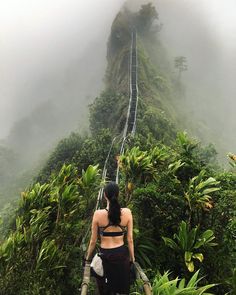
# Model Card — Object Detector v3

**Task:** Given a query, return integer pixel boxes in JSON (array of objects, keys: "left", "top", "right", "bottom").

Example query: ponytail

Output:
[{"left": 104, "top": 182, "right": 121, "bottom": 225}]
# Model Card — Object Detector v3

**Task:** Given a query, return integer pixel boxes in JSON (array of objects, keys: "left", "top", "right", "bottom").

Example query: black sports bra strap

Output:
[{"left": 99, "top": 209, "right": 127, "bottom": 236}]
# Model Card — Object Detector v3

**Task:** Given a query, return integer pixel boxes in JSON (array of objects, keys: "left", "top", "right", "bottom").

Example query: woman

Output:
[{"left": 86, "top": 181, "right": 135, "bottom": 294}]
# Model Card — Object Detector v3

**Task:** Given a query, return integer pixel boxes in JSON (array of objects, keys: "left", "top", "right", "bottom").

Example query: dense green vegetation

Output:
[
  {"left": 0, "top": 3, "right": 235, "bottom": 295},
  {"left": 1, "top": 131, "right": 235, "bottom": 294},
  {"left": 0, "top": 164, "right": 101, "bottom": 294}
]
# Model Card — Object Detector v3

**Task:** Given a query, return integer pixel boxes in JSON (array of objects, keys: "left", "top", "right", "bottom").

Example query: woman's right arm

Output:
[
  {"left": 126, "top": 209, "right": 135, "bottom": 262},
  {"left": 86, "top": 211, "right": 98, "bottom": 261}
]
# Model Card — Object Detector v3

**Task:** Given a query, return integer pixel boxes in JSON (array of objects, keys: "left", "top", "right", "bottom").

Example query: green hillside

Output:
[
  {"left": 90, "top": 5, "right": 179, "bottom": 140},
  {"left": 0, "top": 4, "right": 235, "bottom": 295}
]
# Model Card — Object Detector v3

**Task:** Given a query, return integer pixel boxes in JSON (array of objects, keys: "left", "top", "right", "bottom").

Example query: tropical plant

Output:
[
  {"left": 150, "top": 146, "right": 171, "bottom": 168},
  {"left": 184, "top": 170, "right": 220, "bottom": 224},
  {"left": 162, "top": 221, "right": 217, "bottom": 272},
  {"left": 0, "top": 163, "right": 101, "bottom": 294},
  {"left": 119, "top": 145, "right": 179, "bottom": 191},
  {"left": 176, "top": 132, "right": 198, "bottom": 157},
  {"left": 35, "top": 239, "right": 65, "bottom": 272},
  {"left": 118, "top": 147, "right": 156, "bottom": 201},
  {"left": 152, "top": 270, "right": 215, "bottom": 294}
]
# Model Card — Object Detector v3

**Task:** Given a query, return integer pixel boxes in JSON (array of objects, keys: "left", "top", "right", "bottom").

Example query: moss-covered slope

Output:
[{"left": 90, "top": 4, "right": 181, "bottom": 143}]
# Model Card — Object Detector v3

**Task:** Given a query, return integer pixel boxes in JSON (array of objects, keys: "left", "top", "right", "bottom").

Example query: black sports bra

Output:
[{"left": 98, "top": 209, "right": 127, "bottom": 237}]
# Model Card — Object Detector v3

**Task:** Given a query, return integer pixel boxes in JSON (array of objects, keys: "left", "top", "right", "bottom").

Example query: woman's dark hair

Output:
[{"left": 104, "top": 182, "right": 121, "bottom": 225}]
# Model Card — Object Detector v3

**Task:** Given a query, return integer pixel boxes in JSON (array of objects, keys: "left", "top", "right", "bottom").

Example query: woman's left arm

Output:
[{"left": 86, "top": 211, "right": 98, "bottom": 261}]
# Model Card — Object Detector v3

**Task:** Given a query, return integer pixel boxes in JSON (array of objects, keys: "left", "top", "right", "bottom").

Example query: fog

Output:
[
  {"left": 126, "top": 0, "right": 236, "bottom": 161},
  {"left": 0, "top": 0, "right": 235, "bottom": 163},
  {"left": 0, "top": 0, "right": 124, "bottom": 142},
  {"left": 0, "top": 0, "right": 235, "bottom": 209},
  {"left": 156, "top": 0, "right": 236, "bottom": 161}
]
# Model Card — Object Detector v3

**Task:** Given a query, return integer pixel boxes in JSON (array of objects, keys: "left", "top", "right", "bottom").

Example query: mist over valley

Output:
[{"left": 0, "top": 0, "right": 235, "bottom": 207}]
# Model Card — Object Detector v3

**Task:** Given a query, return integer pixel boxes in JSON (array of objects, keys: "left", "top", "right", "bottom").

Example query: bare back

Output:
[{"left": 94, "top": 208, "right": 132, "bottom": 249}]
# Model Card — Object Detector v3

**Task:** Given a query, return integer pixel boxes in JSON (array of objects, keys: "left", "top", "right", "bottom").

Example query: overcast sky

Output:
[
  {"left": 0, "top": 0, "right": 236, "bottom": 144},
  {"left": 0, "top": 0, "right": 124, "bottom": 138},
  {"left": 155, "top": 0, "right": 236, "bottom": 157}
]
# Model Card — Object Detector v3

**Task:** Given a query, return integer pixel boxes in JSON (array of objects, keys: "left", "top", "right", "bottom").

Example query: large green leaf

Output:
[
  {"left": 186, "top": 261, "right": 194, "bottom": 272},
  {"left": 184, "top": 251, "right": 193, "bottom": 263},
  {"left": 162, "top": 237, "right": 179, "bottom": 251},
  {"left": 192, "top": 253, "right": 204, "bottom": 263}
]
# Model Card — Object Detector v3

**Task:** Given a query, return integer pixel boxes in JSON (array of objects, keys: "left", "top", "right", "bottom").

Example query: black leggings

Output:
[{"left": 96, "top": 245, "right": 130, "bottom": 295}]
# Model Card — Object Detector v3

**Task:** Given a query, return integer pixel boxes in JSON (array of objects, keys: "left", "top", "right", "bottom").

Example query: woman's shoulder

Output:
[
  {"left": 121, "top": 207, "right": 132, "bottom": 215},
  {"left": 94, "top": 209, "right": 107, "bottom": 216},
  {"left": 93, "top": 209, "right": 107, "bottom": 221}
]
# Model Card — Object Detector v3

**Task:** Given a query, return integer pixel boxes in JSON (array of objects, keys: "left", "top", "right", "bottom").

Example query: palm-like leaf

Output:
[
  {"left": 163, "top": 221, "right": 217, "bottom": 272},
  {"left": 119, "top": 147, "right": 156, "bottom": 184},
  {"left": 36, "top": 239, "right": 65, "bottom": 271},
  {"left": 79, "top": 164, "right": 100, "bottom": 187},
  {"left": 176, "top": 131, "right": 199, "bottom": 157},
  {"left": 152, "top": 270, "right": 215, "bottom": 294},
  {"left": 185, "top": 170, "right": 220, "bottom": 212}
]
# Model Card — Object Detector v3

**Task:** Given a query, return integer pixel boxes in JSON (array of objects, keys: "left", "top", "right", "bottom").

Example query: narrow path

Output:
[
  {"left": 80, "top": 30, "right": 152, "bottom": 294},
  {"left": 127, "top": 30, "right": 138, "bottom": 135}
]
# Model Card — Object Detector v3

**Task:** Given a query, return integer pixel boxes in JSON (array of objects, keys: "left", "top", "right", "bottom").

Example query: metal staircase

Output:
[{"left": 80, "top": 30, "right": 152, "bottom": 295}]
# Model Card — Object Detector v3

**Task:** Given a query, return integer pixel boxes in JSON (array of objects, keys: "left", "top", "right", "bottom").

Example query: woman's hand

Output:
[
  {"left": 82, "top": 257, "right": 91, "bottom": 267},
  {"left": 130, "top": 257, "right": 135, "bottom": 263}
]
